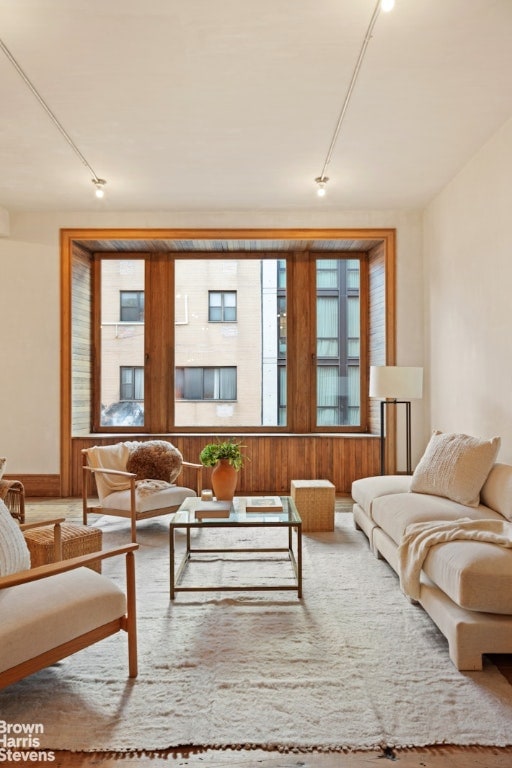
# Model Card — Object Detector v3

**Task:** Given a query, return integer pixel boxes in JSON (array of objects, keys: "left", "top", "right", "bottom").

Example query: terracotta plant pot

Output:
[{"left": 211, "top": 459, "right": 238, "bottom": 501}]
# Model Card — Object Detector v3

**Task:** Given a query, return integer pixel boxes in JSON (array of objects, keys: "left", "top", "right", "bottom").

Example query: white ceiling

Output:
[{"left": 0, "top": 0, "right": 511, "bottom": 214}]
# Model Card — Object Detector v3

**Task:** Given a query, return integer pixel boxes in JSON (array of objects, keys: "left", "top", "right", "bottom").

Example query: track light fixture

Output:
[
  {"left": 93, "top": 178, "right": 107, "bottom": 199},
  {"left": 0, "top": 37, "right": 108, "bottom": 200},
  {"left": 314, "top": 0, "right": 395, "bottom": 197},
  {"left": 315, "top": 177, "right": 329, "bottom": 197}
]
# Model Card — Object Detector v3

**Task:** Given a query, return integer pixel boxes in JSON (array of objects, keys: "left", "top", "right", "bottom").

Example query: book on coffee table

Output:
[
  {"left": 245, "top": 496, "right": 283, "bottom": 512},
  {"left": 193, "top": 500, "right": 232, "bottom": 520}
]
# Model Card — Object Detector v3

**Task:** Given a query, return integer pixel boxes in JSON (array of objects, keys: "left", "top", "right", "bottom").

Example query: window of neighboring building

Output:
[
  {"left": 120, "top": 290, "right": 144, "bottom": 322},
  {"left": 120, "top": 366, "right": 144, "bottom": 400},
  {"left": 208, "top": 291, "right": 237, "bottom": 321},
  {"left": 175, "top": 366, "right": 237, "bottom": 400}
]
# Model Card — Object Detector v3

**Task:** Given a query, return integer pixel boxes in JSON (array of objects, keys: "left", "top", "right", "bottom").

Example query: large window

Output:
[{"left": 85, "top": 247, "right": 370, "bottom": 433}]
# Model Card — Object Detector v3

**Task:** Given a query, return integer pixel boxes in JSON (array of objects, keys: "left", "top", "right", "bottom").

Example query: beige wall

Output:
[
  {"left": 424, "top": 115, "right": 512, "bottom": 462},
  {"left": 0, "top": 210, "right": 424, "bottom": 475}
]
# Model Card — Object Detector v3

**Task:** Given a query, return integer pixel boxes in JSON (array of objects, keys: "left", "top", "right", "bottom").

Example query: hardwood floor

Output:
[
  {"left": 49, "top": 745, "right": 512, "bottom": 767},
  {"left": 23, "top": 498, "right": 512, "bottom": 767}
]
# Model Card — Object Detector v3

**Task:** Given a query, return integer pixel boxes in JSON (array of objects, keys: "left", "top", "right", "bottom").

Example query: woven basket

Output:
[
  {"left": 24, "top": 524, "right": 102, "bottom": 573},
  {"left": 290, "top": 479, "right": 335, "bottom": 532}
]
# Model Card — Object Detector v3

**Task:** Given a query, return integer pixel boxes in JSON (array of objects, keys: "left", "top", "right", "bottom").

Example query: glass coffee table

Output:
[{"left": 169, "top": 495, "right": 302, "bottom": 599}]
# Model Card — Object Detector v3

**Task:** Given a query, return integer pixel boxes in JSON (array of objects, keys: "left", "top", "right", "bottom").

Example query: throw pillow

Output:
[
  {"left": 0, "top": 498, "right": 30, "bottom": 576},
  {"left": 126, "top": 440, "right": 183, "bottom": 483},
  {"left": 410, "top": 431, "right": 501, "bottom": 507}
]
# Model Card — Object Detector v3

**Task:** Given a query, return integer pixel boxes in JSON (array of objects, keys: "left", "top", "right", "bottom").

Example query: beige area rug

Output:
[{"left": 2, "top": 510, "right": 512, "bottom": 753}]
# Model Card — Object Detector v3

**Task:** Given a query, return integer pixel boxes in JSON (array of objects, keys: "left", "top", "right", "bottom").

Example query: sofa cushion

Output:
[
  {"left": 371, "top": 491, "right": 502, "bottom": 547},
  {"left": 423, "top": 540, "right": 512, "bottom": 614},
  {"left": 480, "top": 463, "right": 512, "bottom": 521},
  {"left": 127, "top": 440, "right": 183, "bottom": 483},
  {"left": 410, "top": 431, "right": 500, "bottom": 507},
  {"left": 351, "top": 475, "right": 411, "bottom": 517},
  {"left": 0, "top": 499, "right": 30, "bottom": 576}
]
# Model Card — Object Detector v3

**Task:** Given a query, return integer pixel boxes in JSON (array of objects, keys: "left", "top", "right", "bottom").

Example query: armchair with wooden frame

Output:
[
  {"left": 82, "top": 440, "right": 203, "bottom": 542},
  {"left": 0, "top": 509, "right": 138, "bottom": 689}
]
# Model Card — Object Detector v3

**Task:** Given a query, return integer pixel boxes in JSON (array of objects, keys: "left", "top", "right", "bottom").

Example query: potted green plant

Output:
[
  {"left": 199, "top": 439, "right": 247, "bottom": 500},
  {"left": 199, "top": 439, "right": 246, "bottom": 470}
]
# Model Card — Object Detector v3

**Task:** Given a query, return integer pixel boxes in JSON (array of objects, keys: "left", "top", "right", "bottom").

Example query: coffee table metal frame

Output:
[{"left": 169, "top": 496, "right": 302, "bottom": 599}]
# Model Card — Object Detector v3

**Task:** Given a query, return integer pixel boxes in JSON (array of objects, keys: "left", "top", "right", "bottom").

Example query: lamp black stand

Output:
[{"left": 379, "top": 399, "right": 412, "bottom": 475}]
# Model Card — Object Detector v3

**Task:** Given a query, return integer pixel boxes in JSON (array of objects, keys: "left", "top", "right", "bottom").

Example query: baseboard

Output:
[{"left": 2, "top": 474, "right": 61, "bottom": 497}]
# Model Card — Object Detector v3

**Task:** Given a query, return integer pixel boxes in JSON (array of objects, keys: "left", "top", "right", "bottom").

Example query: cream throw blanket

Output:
[
  {"left": 398, "top": 518, "right": 512, "bottom": 600},
  {"left": 86, "top": 443, "right": 133, "bottom": 499}
]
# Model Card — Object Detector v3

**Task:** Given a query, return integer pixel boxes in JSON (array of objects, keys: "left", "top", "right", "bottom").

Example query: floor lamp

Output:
[{"left": 369, "top": 366, "right": 423, "bottom": 475}]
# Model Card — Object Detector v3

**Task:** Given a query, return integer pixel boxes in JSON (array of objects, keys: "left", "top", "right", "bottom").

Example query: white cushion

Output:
[
  {"left": 0, "top": 567, "right": 126, "bottom": 673},
  {"left": 102, "top": 485, "right": 196, "bottom": 513},
  {"left": 0, "top": 499, "right": 30, "bottom": 576},
  {"left": 480, "top": 463, "right": 512, "bottom": 521},
  {"left": 410, "top": 431, "right": 500, "bottom": 507}
]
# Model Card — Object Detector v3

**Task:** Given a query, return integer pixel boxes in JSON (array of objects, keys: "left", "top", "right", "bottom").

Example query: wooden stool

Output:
[
  {"left": 290, "top": 479, "right": 335, "bottom": 532},
  {"left": 23, "top": 523, "right": 103, "bottom": 573}
]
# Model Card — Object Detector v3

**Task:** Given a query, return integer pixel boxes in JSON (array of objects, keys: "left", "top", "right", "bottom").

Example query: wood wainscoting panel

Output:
[
  {"left": 2, "top": 475, "right": 61, "bottom": 497},
  {"left": 71, "top": 435, "right": 380, "bottom": 498}
]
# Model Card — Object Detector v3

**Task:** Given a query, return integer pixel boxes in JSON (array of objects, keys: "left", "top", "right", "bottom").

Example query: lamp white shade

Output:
[{"left": 369, "top": 366, "right": 423, "bottom": 400}]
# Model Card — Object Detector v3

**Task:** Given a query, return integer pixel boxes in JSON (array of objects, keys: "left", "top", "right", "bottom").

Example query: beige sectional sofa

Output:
[{"left": 351, "top": 432, "right": 512, "bottom": 671}]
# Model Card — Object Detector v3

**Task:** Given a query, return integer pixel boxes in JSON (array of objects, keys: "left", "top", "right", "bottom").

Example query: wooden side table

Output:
[
  {"left": 0, "top": 479, "right": 25, "bottom": 524},
  {"left": 290, "top": 479, "right": 335, "bottom": 532}
]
